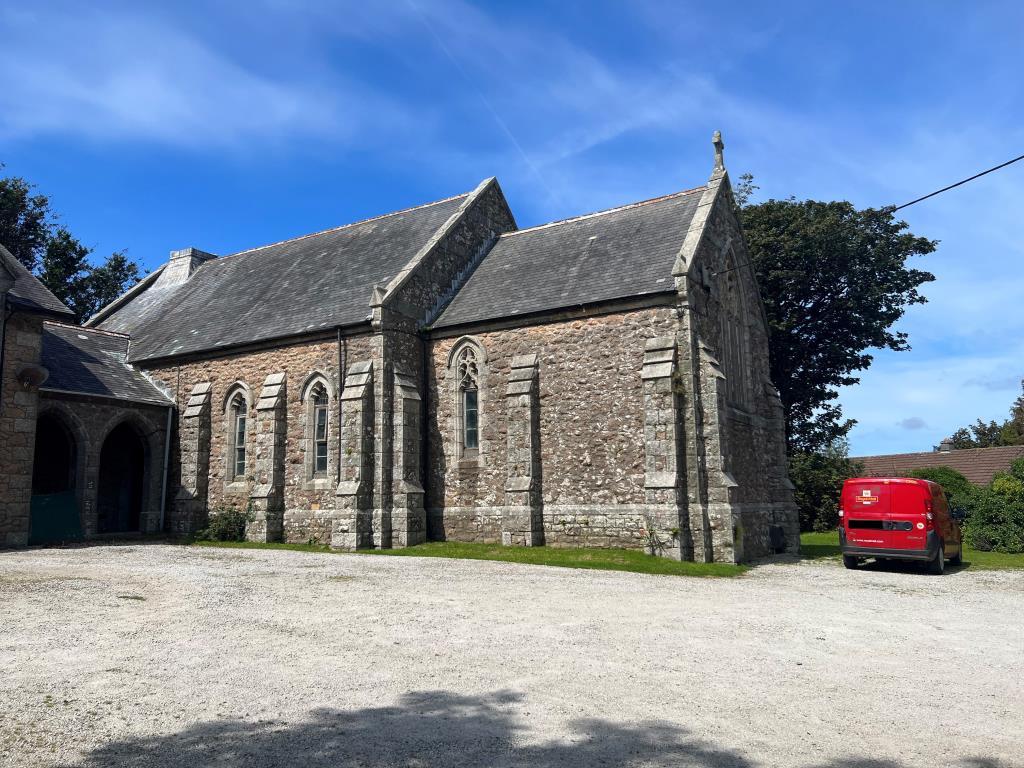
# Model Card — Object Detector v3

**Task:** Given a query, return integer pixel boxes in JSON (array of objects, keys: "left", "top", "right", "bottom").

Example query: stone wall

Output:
[
  {"left": 0, "top": 313, "right": 44, "bottom": 547},
  {"left": 426, "top": 306, "right": 681, "bottom": 551},
  {"left": 34, "top": 393, "right": 170, "bottom": 536},
  {"left": 672, "top": 171, "right": 800, "bottom": 561},
  {"left": 144, "top": 333, "right": 375, "bottom": 543}
]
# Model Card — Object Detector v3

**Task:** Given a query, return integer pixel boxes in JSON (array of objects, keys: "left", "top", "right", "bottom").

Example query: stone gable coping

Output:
[{"left": 381, "top": 177, "right": 500, "bottom": 304}]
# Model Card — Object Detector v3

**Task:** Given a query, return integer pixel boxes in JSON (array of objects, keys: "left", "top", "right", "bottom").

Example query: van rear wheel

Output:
[
  {"left": 927, "top": 542, "right": 945, "bottom": 575},
  {"left": 842, "top": 555, "right": 860, "bottom": 570}
]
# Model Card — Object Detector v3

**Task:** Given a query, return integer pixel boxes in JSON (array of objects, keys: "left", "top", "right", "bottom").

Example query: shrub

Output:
[
  {"left": 195, "top": 506, "right": 251, "bottom": 542},
  {"left": 964, "top": 489, "right": 1024, "bottom": 553},
  {"left": 907, "top": 466, "right": 974, "bottom": 500},
  {"left": 789, "top": 447, "right": 862, "bottom": 532}
]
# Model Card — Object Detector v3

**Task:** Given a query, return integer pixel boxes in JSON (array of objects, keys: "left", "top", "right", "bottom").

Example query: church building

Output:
[{"left": 0, "top": 135, "right": 799, "bottom": 562}]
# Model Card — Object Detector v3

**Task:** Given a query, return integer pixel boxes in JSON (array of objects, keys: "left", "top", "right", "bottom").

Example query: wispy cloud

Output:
[{"left": 0, "top": 6, "right": 402, "bottom": 149}]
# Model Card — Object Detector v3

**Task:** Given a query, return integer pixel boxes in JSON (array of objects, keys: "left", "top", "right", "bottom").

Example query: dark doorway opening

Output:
[
  {"left": 32, "top": 413, "right": 76, "bottom": 494},
  {"left": 98, "top": 422, "right": 146, "bottom": 534},
  {"left": 30, "top": 412, "right": 82, "bottom": 544}
]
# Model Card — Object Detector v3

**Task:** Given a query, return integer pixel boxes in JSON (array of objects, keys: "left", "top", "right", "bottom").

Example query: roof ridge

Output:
[
  {"left": 219, "top": 191, "right": 472, "bottom": 262},
  {"left": 500, "top": 186, "right": 705, "bottom": 239},
  {"left": 856, "top": 444, "right": 1024, "bottom": 459},
  {"left": 44, "top": 321, "right": 131, "bottom": 340}
]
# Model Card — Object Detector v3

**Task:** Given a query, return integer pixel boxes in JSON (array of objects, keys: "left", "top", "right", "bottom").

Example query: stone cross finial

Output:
[{"left": 712, "top": 130, "right": 725, "bottom": 174}]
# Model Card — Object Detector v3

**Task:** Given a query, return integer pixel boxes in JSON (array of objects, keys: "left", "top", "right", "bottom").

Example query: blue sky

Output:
[{"left": 2, "top": 1, "right": 1022, "bottom": 456}]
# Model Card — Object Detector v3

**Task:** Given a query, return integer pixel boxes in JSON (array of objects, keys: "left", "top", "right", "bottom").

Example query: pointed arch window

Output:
[
  {"left": 312, "top": 384, "right": 329, "bottom": 476},
  {"left": 457, "top": 345, "right": 480, "bottom": 453},
  {"left": 227, "top": 390, "right": 248, "bottom": 481}
]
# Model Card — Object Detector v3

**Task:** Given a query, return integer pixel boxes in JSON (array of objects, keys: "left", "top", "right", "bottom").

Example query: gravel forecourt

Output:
[{"left": 1, "top": 544, "right": 1021, "bottom": 768}]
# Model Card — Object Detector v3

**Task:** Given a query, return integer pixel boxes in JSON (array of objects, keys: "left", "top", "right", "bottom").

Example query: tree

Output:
[
  {"left": 0, "top": 171, "right": 52, "bottom": 270},
  {"left": 737, "top": 180, "right": 936, "bottom": 452},
  {"left": 0, "top": 168, "right": 141, "bottom": 322}
]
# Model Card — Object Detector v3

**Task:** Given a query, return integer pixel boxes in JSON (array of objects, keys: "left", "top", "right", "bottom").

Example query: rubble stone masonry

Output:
[{"left": 0, "top": 313, "right": 44, "bottom": 547}]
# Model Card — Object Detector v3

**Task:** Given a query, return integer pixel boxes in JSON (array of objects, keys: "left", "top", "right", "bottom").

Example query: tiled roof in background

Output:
[{"left": 853, "top": 445, "right": 1024, "bottom": 486}]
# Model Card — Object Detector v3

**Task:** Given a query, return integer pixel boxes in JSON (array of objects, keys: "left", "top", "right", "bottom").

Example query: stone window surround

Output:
[
  {"left": 446, "top": 336, "right": 488, "bottom": 468},
  {"left": 299, "top": 371, "right": 336, "bottom": 491},
  {"left": 223, "top": 382, "right": 251, "bottom": 495}
]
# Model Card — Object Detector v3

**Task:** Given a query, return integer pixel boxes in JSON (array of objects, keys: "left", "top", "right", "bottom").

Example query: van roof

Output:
[{"left": 845, "top": 477, "right": 935, "bottom": 488}]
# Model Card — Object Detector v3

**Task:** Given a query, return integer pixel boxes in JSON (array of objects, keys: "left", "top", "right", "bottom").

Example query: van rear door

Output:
[
  {"left": 888, "top": 481, "right": 929, "bottom": 552},
  {"left": 844, "top": 480, "right": 892, "bottom": 549}
]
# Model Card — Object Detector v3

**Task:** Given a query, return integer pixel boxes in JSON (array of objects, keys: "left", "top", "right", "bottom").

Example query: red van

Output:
[{"left": 839, "top": 477, "right": 963, "bottom": 574}]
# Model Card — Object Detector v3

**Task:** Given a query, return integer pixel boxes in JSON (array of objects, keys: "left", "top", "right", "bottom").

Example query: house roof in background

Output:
[
  {"left": 431, "top": 187, "right": 703, "bottom": 329},
  {"left": 854, "top": 445, "right": 1024, "bottom": 486},
  {"left": 0, "top": 245, "right": 74, "bottom": 318},
  {"left": 95, "top": 190, "right": 475, "bottom": 361},
  {"left": 40, "top": 323, "right": 172, "bottom": 405}
]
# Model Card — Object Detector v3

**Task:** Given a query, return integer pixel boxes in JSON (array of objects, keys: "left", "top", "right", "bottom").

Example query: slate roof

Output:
[
  {"left": 1, "top": 245, "right": 74, "bottom": 318},
  {"left": 40, "top": 323, "right": 172, "bottom": 405},
  {"left": 854, "top": 445, "right": 1024, "bottom": 486},
  {"left": 431, "top": 188, "right": 703, "bottom": 329},
  {"left": 96, "top": 192, "right": 471, "bottom": 361}
]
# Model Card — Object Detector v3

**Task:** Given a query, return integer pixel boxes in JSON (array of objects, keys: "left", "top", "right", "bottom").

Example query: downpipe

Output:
[{"left": 159, "top": 404, "right": 172, "bottom": 533}]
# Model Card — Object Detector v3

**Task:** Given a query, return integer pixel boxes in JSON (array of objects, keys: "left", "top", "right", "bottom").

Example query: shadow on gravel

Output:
[{"left": 64, "top": 690, "right": 1000, "bottom": 768}]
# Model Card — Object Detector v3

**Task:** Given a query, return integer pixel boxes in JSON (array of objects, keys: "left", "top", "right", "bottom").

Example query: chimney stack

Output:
[{"left": 153, "top": 247, "right": 217, "bottom": 289}]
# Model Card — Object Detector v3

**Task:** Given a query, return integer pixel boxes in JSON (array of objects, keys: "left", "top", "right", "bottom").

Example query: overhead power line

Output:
[
  {"left": 713, "top": 150, "right": 1024, "bottom": 277},
  {"left": 892, "top": 152, "right": 1024, "bottom": 211}
]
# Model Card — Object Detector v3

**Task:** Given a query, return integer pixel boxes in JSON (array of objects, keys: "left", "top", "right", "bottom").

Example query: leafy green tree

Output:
[
  {"left": 736, "top": 177, "right": 936, "bottom": 452},
  {"left": 0, "top": 171, "right": 52, "bottom": 270},
  {"left": 0, "top": 168, "right": 141, "bottom": 323}
]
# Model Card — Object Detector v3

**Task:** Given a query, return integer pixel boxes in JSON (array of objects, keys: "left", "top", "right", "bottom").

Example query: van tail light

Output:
[{"left": 924, "top": 498, "right": 934, "bottom": 530}]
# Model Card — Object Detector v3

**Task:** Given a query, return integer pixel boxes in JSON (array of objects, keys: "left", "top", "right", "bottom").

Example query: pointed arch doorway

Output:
[{"left": 97, "top": 422, "right": 147, "bottom": 534}]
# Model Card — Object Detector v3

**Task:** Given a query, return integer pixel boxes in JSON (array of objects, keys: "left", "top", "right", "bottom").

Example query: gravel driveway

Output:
[{"left": 1, "top": 544, "right": 1021, "bottom": 768}]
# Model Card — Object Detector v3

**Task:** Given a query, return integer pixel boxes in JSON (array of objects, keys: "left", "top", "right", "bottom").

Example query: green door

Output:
[{"left": 29, "top": 491, "right": 83, "bottom": 544}]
